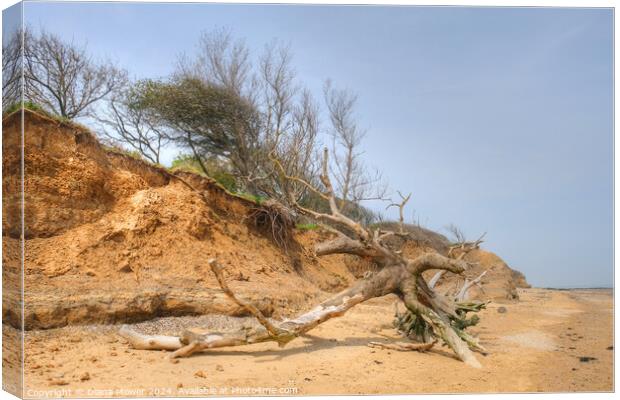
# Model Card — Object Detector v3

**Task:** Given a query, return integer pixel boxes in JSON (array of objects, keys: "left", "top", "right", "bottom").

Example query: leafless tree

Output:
[
  {"left": 386, "top": 191, "right": 412, "bottom": 234},
  {"left": 23, "top": 29, "right": 126, "bottom": 119},
  {"left": 324, "top": 80, "right": 388, "bottom": 215},
  {"left": 178, "top": 27, "right": 252, "bottom": 98},
  {"left": 255, "top": 41, "right": 324, "bottom": 203},
  {"left": 96, "top": 83, "right": 169, "bottom": 164},
  {"left": 446, "top": 223, "right": 467, "bottom": 244},
  {"left": 258, "top": 40, "right": 296, "bottom": 141},
  {"left": 266, "top": 89, "right": 321, "bottom": 202},
  {"left": 2, "top": 28, "right": 22, "bottom": 110}
]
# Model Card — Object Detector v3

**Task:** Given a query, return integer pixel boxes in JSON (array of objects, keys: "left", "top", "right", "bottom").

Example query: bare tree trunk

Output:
[
  {"left": 120, "top": 149, "right": 489, "bottom": 368},
  {"left": 120, "top": 255, "right": 483, "bottom": 367},
  {"left": 120, "top": 260, "right": 400, "bottom": 358}
]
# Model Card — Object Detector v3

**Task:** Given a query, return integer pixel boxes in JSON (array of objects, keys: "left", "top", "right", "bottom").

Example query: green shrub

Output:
[
  {"left": 101, "top": 142, "right": 145, "bottom": 160},
  {"left": 295, "top": 223, "right": 319, "bottom": 231},
  {"left": 4, "top": 101, "right": 48, "bottom": 117},
  {"left": 170, "top": 154, "right": 207, "bottom": 176},
  {"left": 236, "top": 192, "right": 266, "bottom": 205},
  {"left": 211, "top": 170, "right": 238, "bottom": 193},
  {"left": 171, "top": 154, "right": 240, "bottom": 193}
]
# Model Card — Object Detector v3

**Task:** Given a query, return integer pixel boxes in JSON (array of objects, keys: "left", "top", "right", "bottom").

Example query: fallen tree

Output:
[{"left": 119, "top": 149, "right": 489, "bottom": 367}]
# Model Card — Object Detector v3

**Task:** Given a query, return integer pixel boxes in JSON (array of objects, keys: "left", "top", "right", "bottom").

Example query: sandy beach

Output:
[{"left": 13, "top": 288, "right": 612, "bottom": 397}]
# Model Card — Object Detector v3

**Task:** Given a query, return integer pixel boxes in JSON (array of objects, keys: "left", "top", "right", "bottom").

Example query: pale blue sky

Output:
[{"left": 11, "top": 2, "right": 614, "bottom": 288}]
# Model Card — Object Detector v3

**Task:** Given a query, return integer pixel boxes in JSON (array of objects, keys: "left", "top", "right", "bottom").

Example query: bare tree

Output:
[
  {"left": 120, "top": 149, "right": 488, "bottom": 367},
  {"left": 255, "top": 42, "right": 324, "bottom": 204},
  {"left": 386, "top": 191, "right": 412, "bottom": 234},
  {"left": 258, "top": 40, "right": 296, "bottom": 141},
  {"left": 23, "top": 29, "right": 126, "bottom": 119},
  {"left": 446, "top": 223, "right": 467, "bottom": 244},
  {"left": 2, "top": 29, "right": 22, "bottom": 110},
  {"left": 96, "top": 83, "right": 169, "bottom": 164},
  {"left": 265, "top": 89, "right": 321, "bottom": 202},
  {"left": 324, "top": 80, "right": 387, "bottom": 216},
  {"left": 178, "top": 27, "right": 252, "bottom": 98}
]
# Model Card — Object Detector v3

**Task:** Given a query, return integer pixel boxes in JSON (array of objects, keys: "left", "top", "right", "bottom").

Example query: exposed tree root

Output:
[
  {"left": 246, "top": 199, "right": 296, "bottom": 254},
  {"left": 120, "top": 255, "right": 485, "bottom": 367},
  {"left": 120, "top": 148, "right": 490, "bottom": 368}
]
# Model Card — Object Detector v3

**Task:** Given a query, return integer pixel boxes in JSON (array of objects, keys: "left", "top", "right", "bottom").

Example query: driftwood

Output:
[
  {"left": 428, "top": 270, "right": 446, "bottom": 289},
  {"left": 368, "top": 339, "right": 436, "bottom": 352},
  {"left": 456, "top": 270, "right": 488, "bottom": 302},
  {"left": 120, "top": 148, "right": 489, "bottom": 368}
]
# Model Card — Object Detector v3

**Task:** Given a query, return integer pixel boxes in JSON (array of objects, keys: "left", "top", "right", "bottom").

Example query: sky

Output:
[{"left": 11, "top": 2, "right": 613, "bottom": 288}]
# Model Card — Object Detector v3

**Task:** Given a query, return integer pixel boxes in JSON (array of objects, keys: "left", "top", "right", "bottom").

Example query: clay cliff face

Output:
[{"left": 2, "top": 110, "right": 528, "bottom": 330}]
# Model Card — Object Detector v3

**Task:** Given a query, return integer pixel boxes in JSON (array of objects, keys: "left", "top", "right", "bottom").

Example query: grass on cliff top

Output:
[{"left": 296, "top": 223, "right": 319, "bottom": 231}]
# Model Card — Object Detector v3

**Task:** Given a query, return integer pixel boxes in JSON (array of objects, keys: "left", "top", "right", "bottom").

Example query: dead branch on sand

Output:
[
  {"left": 367, "top": 339, "right": 437, "bottom": 352},
  {"left": 119, "top": 148, "right": 489, "bottom": 368}
]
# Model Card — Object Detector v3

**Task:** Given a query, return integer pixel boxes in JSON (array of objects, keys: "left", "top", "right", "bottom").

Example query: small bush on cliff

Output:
[
  {"left": 171, "top": 154, "right": 238, "bottom": 193},
  {"left": 2, "top": 101, "right": 47, "bottom": 116}
]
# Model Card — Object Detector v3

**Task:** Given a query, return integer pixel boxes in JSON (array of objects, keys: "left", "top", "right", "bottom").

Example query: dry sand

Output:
[{"left": 14, "top": 288, "right": 613, "bottom": 397}]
